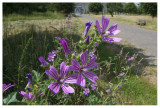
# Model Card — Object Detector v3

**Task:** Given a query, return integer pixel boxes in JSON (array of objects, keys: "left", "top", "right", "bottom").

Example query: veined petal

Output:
[
  {"left": 77, "top": 73, "right": 86, "bottom": 88},
  {"left": 104, "top": 37, "right": 122, "bottom": 43},
  {"left": 61, "top": 84, "right": 75, "bottom": 95},
  {"left": 80, "top": 50, "right": 88, "bottom": 66},
  {"left": 108, "top": 24, "right": 118, "bottom": 32},
  {"left": 102, "top": 16, "right": 109, "bottom": 33},
  {"left": 70, "top": 59, "right": 80, "bottom": 72},
  {"left": 64, "top": 73, "right": 78, "bottom": 84},
  {"left": 96, "top": 20, "right": 101, "bottom": 35},
  {"left": 48, "top": 82, "right": 60, "bottom": 94},
  {"left": 60, "top": 62, "right": 69, "bottom": 78},
  {"left": 84, "top": 56, "right": 98, "bottom": 69},
  {"left": 45, "top": 66, "right": 59, "bottom": 80},
  {"left": 83, "top": 71, "right": 98, "bottom": 83}
]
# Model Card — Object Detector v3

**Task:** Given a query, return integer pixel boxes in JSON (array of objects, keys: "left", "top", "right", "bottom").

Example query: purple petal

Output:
[
  {"left": 3, "top": 83, "right": 15, "bottom": 92},
  {"left": 104, "top": 37, "right": 122, "bottom": 43},
  {"left": 19, "top": 91, "right": 29, "bottom": 99},
  {"left": 96, "top": 20, "right": 101, "bottom": 35},
  {"left": 64, "top": 73, "right": 78, "bottom": 84},
  {"left": 128, "top": 57, "right": 134, "bottom": 61},
  {"left": 83, "top": 71, "right": 98, "bottom": 83},
  {"left": 60, "top": 39, "right": 70, "bottom": 56},
  {"left": 111, "top": 29, "right": 121, "bottom": 35},
  {"left": 45, "top": 66, "right": 59, "bottom": 80},
  {"left": 102, "top": 16, "right": 109, "bottom": 33},
  {"left": 85, "top": 36, "right": 90, "bottom": 44},
  {"left": 119, "top": 72, "right": 125, "bottom": 77},
  {"left": 84, "top": 56, "right": 98, "bottom": 69},
  {"left": 70, "top": 59, "right": 80, "bottom": 72},
  {"left": 84, "top": 22, "right": 92, "bottom": 36},
  {"left": 77, "top": 73, "right": 86, "bottom": 88},
  {"left": 61, "top": 84, "right": 75, "bottom": 95},
  {"left": 28, "top": 92, "right": 35, "bottom": 100},
  {"left": 80, "top": 50, "right": 88, "bottom": 66},
  {"left": 48, "top": 82, "right": 60, "bottom": 94},
  {"left": 106, "top": 89, "right": 111, "bottom": 93},
  {"left": 108, "top": 24, "right": 118, "bottom": 32},
  {"left": 60, "top": 62, "right": 69, "bottom": 78}
]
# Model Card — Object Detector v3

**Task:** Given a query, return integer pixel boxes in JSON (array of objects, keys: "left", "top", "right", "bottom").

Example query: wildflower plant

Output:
[{"left": 3, "top": 15, "right": 139, "bottom": 105}]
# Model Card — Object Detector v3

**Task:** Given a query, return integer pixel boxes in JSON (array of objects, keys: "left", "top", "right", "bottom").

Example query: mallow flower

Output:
[
  {"left": 38, "top": 56, "right": 48, "bottom": 66},
  {"left": 83, "top": 88, "right": 90, "bottom": 95},
  {"left": 84, "top": 22, "right": 92, "bottom": 36},
  {"left": 26, "top": 73, "right": 32, "bottom": 88},
  {"left": 85, "top": 36, "right": 91, "bottom": 44},
  {"left": 60, "top": 39, "right": 70, "bottom": 56},
  {"left": 47, "top": 50, "right": 58, "bottom": 62},
  {"left": 19, "top": 91, "right": 35, "bottom": 100},
  {"left": 3, "top": 83, "right": 15, "bottom": 92},
  {"left": 96, "top": 16, "right": 122, "bottom": 43},
  {"left": 70, "top": 50, "right": 98, "bottom": 88},
  {"left": 45, "top": 62, "right": 78, "bottom": 95}
]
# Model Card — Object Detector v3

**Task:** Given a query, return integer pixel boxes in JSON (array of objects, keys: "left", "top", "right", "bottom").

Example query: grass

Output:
[
  {"left": 3, "top": 11, "right": 65, "bottom": 21},
  {"left": 85, "top": 14, "right": 157, "bottom": 31},
  {"left": 3, "top": 15, "right": 157, "bottom": 105}
]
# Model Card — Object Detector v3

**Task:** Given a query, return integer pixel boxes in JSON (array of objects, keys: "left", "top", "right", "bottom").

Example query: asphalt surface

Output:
[{"left": 79, "top": 15, "right": 157, "bottom": 65}]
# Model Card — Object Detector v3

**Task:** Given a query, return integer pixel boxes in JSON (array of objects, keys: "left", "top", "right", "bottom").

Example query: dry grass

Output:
[{"left": 85, "top": 14, "right": 157, "bottom": 31}]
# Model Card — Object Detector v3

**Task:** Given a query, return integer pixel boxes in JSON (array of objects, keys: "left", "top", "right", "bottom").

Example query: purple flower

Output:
[
  {"left": 38, "top": 92, "right": 43, "bottom": 97},
  {"left": 84, "top": 22, "right": 92, "bottom": 36},
  {"left": 83, "top": 88, "right": 90, "bottom": 95},
  {"left": 45, "top": 62, "right": 78, "bottom": 95},
  {"left": 60, "top": 39, "right": 70, "bottom": 56},
  {"left": 89, "top": 49, "right": 96, "bottom": 58},
  {"left": 26, "top": 73, "right": 32, "bottom": 88},
  {"left": 3, "top": 83, "right": 15, "bottom": 92},
  {"left": 38, "top": 56, "right": 48, "bottom": 66},
  {"left": 56, "top": 37, "right": 61, "bottom": 40},
  {"left": 67, "top": 24, "right": 71, "bottom": 29},
  {"left": 95, "top": 42, "right": 98, "bottom": 47},
  {"left": 85, "top": 36, "right": 90, "bottom": 44},
  {"left": 91, "top": 83, "right": 97, "bottom": 90},
  {"left": 70, "top": 50, "right": 98, "bottom": 88},
  {"left": 66, "top": 37, "right": 70, "bottom": 41},
  {"left": 47, "top": 50, "right": 58, "bottom": 62},
  {"left": 64, "top": 19, "right": 68, "bottom": 23},
  {"left": 128, "top": 57, "right": 134, "bottom": 61},
  {"left": 119, "top": 72, "right": 125, "bottom": 77},
  {"left": 106, "top": 89, "right": 111, "bottom": 93},
  {"left": 96, "top": 16, "right": 122, "bottom": 43},
  {"left": 118, "top": 84, "right": 123, "bottom": 89},
  {"left": 19, "top": 91, "right": 35, "bottom": 100}
]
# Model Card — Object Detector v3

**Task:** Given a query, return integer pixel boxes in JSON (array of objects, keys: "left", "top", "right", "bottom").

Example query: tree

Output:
[
  {"left": 115, "top": 3, "right": 124, "bottom": 13},
  {"left": 51, "top": 3, "right": 75, "bottom": 15},
  {"left": 106, "top": 3, "right": 116, "bottom": 17},
  {"left": 123, "top": 3, "right": 137, "bottom": 14},
  {"left": 106, "top": 3, "right": 123, "bottom": 17},
  {"left": 88, "top": 3, "right": 103, "bottom": 14},
  {"left": 141, "top": 3, "right": 157, "bottom": 18}
]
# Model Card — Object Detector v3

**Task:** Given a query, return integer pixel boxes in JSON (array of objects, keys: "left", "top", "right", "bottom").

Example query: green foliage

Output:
[
  {"left": 106, "top": 3, "right": 123, "bottom": 17},
  {"left": 141, "top": 3, "right": 157, "bottom": 18},
  {"left": 123, "top": 3, "right": 137, "bottom": 14},
  {"left": 51, "top": 3, "right": 75, "bottom": 15},
  {"left": 3, "top": 92, "right": 19, "bottom": 105},
  {"left": 3, "top": 3, "right": 75, "bottom": 16},
  {"left": 88, "top": 3, "right": 103, "bottom": 14}
]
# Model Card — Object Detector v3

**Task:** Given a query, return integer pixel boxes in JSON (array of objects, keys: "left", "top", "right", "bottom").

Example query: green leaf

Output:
[{"left": 3, "top": 92, "right": 19, "bottom": 105}]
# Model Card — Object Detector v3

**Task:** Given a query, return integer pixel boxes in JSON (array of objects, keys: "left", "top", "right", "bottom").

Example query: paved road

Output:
[{"left": 80, "top": 15, "right": 157, "bottom": 65}]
